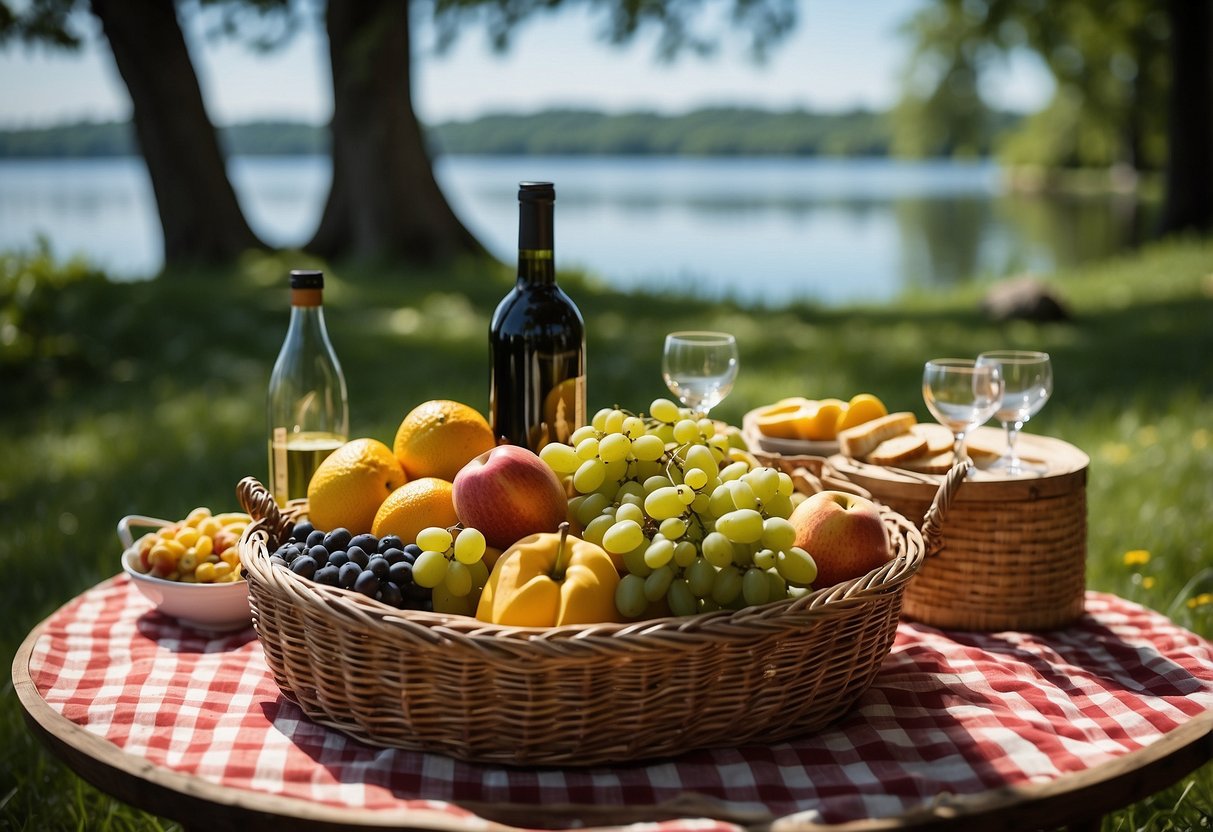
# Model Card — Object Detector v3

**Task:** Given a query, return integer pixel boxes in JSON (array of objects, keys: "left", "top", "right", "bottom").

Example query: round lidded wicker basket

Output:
[
  {"left": 235, "top": 466, "right": 960, "bottom": 767},
  {"left": 829, "top": 428, "right": 1088, "bottom": 632}
]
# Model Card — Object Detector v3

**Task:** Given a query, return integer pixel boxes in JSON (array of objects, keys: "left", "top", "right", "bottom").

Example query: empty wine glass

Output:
[
  {"left": 977, "top": 350, "right": 1053, "bottom": 475},
  {"left": 922, "top": 358, "right": 1003, "bottom": 472},
  {"left": 662, "top": 331, "right": 738, "bottom": 416}
]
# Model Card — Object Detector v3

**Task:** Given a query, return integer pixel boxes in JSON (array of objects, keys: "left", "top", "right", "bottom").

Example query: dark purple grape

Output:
[
  {"left": 366, "top": 556, "right": 389, "bottom": 580},
  {"left": 403, "top": 582, "right": 429, "bottom": 602},
  {"left": 293, "top": 521, "right": 316, "bottom": 541},
  {"left": 350, "top": 533, "right": 378, "bottom": 554},
  {"left": 327, "top": 550, "right": 350, "bottom": 568},
  {"left": 353, "top": 570, "right": 380, "bottom": 598},
  {"left": 323, "top": 528, "right": 352, "bottom": 553},
  {"left": 388, "top": 561, "right": 412, "bottom": 586},
  {"left": 382, "top": 547, "right": 405, "bottom": 565},
  {"left": 378, "top": 535, "right": 404, "bottom": 553},
  {"left": 305, "top": 529, "right": 325, "bottom": 548},
  {"left": 338, "top": 562, "right": 361, "bottom": 589},
  {"left": 314, "top": 565, "right": 340, "bottom": 586},
  {"left": 307, "top": 544, "right": 328, "bottom": 564},
  {"left": 347, "top": 546, "right": 369, "bottom": 568},
  {"left": 403, "top": 543, "right": 422, "bottom": 558},
  {"left": 290, "top": 555, "right": 318, "bottom": 579},
  {"left": 379, "top": 581, "right": 403, "bottom": 608}
]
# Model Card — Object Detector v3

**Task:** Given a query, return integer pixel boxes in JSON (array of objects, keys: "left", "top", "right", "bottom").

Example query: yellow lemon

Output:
[
  {"left": 372, "top": 477, "right": 459, "bottom": 544},
  {"left": 835, "top": 393, "right": 889, "bottom": 434},
  {"left": 796, "top": 399, "right": 846, "bottom": 441},
  {"left": 394, "top": 400, "right": 496, "bottom": 482},
  {"left": 307, "top": 438, "right": 407, "bottom": 534}
]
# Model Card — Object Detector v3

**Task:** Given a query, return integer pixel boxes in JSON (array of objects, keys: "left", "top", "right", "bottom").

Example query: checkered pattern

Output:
[{"left": 27, "top": 577, "right": 1213, "bottom": 829}]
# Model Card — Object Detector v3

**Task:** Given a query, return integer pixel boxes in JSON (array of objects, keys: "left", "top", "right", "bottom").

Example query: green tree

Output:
[
  {"left": 893, "top": 0, "right": 1212, "bottom": 234},
  {"left": 0, "top": 0, "right": 798, "bottom": 267}
]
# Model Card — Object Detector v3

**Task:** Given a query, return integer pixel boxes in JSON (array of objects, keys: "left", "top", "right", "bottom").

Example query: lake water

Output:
[{"left": 0, "top": 155, "right": 1149, "bottom": 306}]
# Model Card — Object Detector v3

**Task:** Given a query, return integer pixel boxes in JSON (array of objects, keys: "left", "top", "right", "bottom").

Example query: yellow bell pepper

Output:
[{"left": 476, "top": 523, "right": 621, "bottom": 627}]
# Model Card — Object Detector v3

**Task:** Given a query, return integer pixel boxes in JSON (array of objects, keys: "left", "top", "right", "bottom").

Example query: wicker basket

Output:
[
  {"left": 829, "top": 427, "right": 1089, "bottom": 632},
  {"left": 235, "top": 466, "right": 961, "bottom": 766}
]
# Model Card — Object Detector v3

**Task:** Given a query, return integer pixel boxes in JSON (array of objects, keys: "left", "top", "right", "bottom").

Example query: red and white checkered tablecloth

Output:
[{"left": 26, "top": 576, "right": 1213, "bottom": 830}]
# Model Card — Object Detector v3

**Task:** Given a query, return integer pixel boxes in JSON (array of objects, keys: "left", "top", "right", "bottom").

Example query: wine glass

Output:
[
  {"left": 662, "top": 331, "right": 738, "bottom": 416},
  {"left": 977, "top": 350, "right": 1053, "bottom": 475},
  {"left": 922, "top": 358, "right": 1003, "bottom": 472}
]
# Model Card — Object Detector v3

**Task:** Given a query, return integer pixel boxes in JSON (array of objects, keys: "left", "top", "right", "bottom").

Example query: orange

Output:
[
  {"left": 393, "top": 400, "right": 496, "bottom": 482},
  {"left": 835, "top": 393, "right": 888, "bottom": 434},
  {"left": 307, "top": 438, "right": 407, "bottom": 534},
  {"left": 372, "top": 477, "right": 459, "bottom": 544}
]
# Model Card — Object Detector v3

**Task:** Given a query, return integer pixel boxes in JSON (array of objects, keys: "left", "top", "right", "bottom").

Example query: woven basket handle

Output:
[
  {"left": 921, "top": 461, "right": 969, "bottom": 556},
  {"left": 237, "top": 477, "right": 294, "bottom": 547}
]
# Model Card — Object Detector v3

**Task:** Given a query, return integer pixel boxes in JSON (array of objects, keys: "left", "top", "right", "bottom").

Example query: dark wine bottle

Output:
[{"left": 489, "top": 182, "right": 587, "bottom": 451}]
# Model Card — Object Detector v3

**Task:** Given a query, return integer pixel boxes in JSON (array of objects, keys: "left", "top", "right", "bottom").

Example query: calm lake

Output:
[{"left": 0, "top": 155, "right": 1149, "bottom": 306}]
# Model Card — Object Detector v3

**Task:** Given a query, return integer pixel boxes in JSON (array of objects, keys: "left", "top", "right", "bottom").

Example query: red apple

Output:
[
  {"left": 788, "top": 491, "right": 892, "bottom": 588},
  {"left": 452, "top": 445, "right": 569, "bottom": 550}
]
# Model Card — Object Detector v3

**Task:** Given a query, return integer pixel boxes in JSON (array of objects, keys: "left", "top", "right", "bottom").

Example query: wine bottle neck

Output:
[
  {"left": 517, "top": 249, "right": 555, "bottom": 284},
  {"left": 286, "top": 302, "right": 329, "bottom": 339},
  {"left": 517, "top": 188, "right": 555, "bottom": 284}
]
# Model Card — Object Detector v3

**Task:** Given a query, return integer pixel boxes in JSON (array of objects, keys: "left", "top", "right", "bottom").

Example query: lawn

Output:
[{"left": 2, "top": 236, "right": 1211, "bottom": 830}]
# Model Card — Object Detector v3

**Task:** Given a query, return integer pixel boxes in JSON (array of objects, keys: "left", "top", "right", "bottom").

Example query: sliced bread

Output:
[
  {"left": 896, "top": 450, "right": 955, "bottom": 475},
  {"left": 838, "top": 411, "right": 917, "bottom": 459},
  {"left": 866, "top": 433, "right": 930, "bottom": 465},
  {"left": 910, "top": 422, "right": 955, "bottom": 455}
]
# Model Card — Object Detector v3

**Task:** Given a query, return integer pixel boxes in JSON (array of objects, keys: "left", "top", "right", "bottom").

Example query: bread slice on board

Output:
[
  {"left": 896, "top": 450, "right": 955, "bottom": 474},
  {"left": 839, "top": 412, "right": 917, "bottom": 459},
  {"left": 910, "top": 423, "right": 955, "bottom": 455},
  {"left": 866, "top": 433, "right": 930, "bottom": 465}
]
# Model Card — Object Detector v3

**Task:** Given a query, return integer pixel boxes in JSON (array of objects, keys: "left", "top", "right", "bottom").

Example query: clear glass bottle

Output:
[
  {"left": 489, "top": 181, "right": 586, "bottom": 451},
  {"left": 267, "top": 269, "right": 349, "bottom": 504}
]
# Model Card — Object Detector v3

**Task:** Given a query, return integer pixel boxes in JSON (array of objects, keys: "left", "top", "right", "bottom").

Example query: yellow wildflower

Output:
[
  {"left": 1141, "top": 577, "right": 1156, "bottom": 590},
  {"left": 1123, "top": 549, "right": 1151, "bottom": 567},
  {"left": 1186, "top": 593, "right": 1213, "bottom": 609}
]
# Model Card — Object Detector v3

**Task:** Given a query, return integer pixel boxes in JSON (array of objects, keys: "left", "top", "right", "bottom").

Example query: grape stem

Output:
[{"left": 552, "top": 521, "right": 571, "bottom": 579}]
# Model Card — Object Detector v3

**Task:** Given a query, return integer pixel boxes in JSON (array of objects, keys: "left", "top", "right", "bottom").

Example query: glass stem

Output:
[
  {"left": 1006, "top": 420, "right": 1024, "bottom": 470},
  {"left": 953, "top": 430, "right": 968, "bottom": 466}
]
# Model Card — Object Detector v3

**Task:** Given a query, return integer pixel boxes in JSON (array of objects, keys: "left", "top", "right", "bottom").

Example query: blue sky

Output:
[{"left": 0, "top": 0, "right": 1052, "bottom": 128}]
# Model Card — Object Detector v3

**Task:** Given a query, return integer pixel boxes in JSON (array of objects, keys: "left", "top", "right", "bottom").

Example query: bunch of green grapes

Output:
[{"left": 539, "top": 399, "right": 818, "bottom": 619}]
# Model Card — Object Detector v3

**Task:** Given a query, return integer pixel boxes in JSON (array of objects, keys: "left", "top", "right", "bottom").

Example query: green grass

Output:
[{"left": 2, "top": 237, "right": 1211, "bottom": 830}]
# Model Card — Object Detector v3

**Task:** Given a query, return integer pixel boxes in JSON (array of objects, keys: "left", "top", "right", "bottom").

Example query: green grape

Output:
[
  {"left": 644, "top": 486, "right": 686, "bottom": 521},
  {"left": 416, "top": 527, "right": 453, "bottom": 554},
  {"left": 603, "top": 519, "right": 644, "bottom": 554},
  {"left": 615, "top": 502, "right": 645, "bottom": 526},
  {"left": 582, "top": 514, "right": 615, "bottom": 547},
  {"left": 575, "top": 436, "right": 600, "bottom": 460},
  {"left": 591, "top": 408, "right": 612, "bottom": 432},
  {"left": 622, "top": 415, "right": 647, "bottom": 439},
  {"left": 683, "top": 468, "right": 709, "bottom": 490},
  {"left": 601, "top": 458, "right": 629, "bottom": 486},
  {"left": 715, "top": 509, "right": 764, "bottom": 544},
  {"left": 643, "top": 537, "right": 675, "bottom": 569},
  {"left": 632, "top": 459, "right": 665, "bottom": 481},
  {"left": 691, "top": 492, "right": 712, "bottom": 514},
  {"left": 728, "top": 480, "right": 759, "bottom": 511},
  {"left": 445, "top": 560, "right": 473, "bottom": 597},
  {"left": 667, "top": 579, "right": 697, "bottom": 616},
  {"left": 764, "top": 494, "right": 795, "bottom": 519},
  {"left": 753, "top": 547, "right": 777, "bottom": 570},
  {"left": 650, "top": 398, "right": 680, "bottom": 423},
  {"left": 777, "top": 547, "right": 818, "bottom": 586},
  {"left": 573, "top": 458, "right": 607, "bottom": 493},
  {"left": 621, "top": 545, "right": 653, "bottom": 578},
  {"left": 616, "top": 574, "right": 649, "bottom": 619},
  {"left": 683, "top": 444, "right": 717, "bottom": 475},
  {"left": 571, "top": 424, "right": 598, "bottom": 445},
  {"left": 766, "top": 570, "right": 788, "bottom": 601},
  {"left": 659, "top": 517, "right": 687, "bottom": 540},
  {"left": 742, "top": 567, "right": 770, "bottom": 607},
  {"left": 616, "top": 480, "right": 645, "bottom": 502},
  {"left": 618, "top": 492, "right": 643, "bottom": 508},
  {"left": 412, "top": 549, "right": 448, "bottom": 588},
  {"left": 777, "top": 472, "right": 795, "bottom": 497},
  {"left": 701, "top": 531, "right": 734, "bottom": 568},
  {"left": 642, "top": 474, "right": 672, "bottom": 494},
  {"left": 719, "top": 460, "right": 749, "bottom": 482},
  {"left": 673, "top": 540, "right": 698, "bottom": 568},
  {"left": 673, "top": 419, "right": 701, "bottom": 444},
  {"left": 644, "top": 565, "right": 675, "bottom": 602},
  {"left": 453, "top": 527, "right": 487, "bottom": 565},
  {"left": 630, "top": 433, "right": 665, "bottom": 462},
  {"left": 696, "top": 418, "right": 716, "bottom": 438},
  {"left": 598, "top": 432, "right": 631, "bottom": 463},
  {"left": 707, "top": 434, "right": 731, "bottom": 454},
  {"left": 653, "top": 424, "right": 677, "bottom": 445},
  {"left": 539, "top": 442, "right": 580, "bottom": 475},
  {"left": 708, "top": 485, "right": 736, "bottom": 517},
  {"left": 744, "top": 468, "right": 780, "bottom": 503},
  {"left": 700, "top": 598, "right": 722, "bottom": 613},
  {"left": 711, "top": 565, "right": 743, "bottom": 606},
  {"left": 687, "top": 557, "right": 716, "bottom": 597},
  {"left": 732, "top": 541, "right": 757, "bottom": 567},
  {"left": 603, "top": 409, "right": 626, "bottom": 434},
  {"left": 574, "top": 492, "right": 611, "bottom": 527},
  {"left": 761, "top": 517, "right": 797, "bottom": 552},
  {"left": 675, "top": 484, "right": 696, "bottom": 506}
]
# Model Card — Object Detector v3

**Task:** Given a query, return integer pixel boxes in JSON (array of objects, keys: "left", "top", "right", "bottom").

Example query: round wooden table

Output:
[{"left": 13, "top": 578, "right": 1213, "bottom": 832}]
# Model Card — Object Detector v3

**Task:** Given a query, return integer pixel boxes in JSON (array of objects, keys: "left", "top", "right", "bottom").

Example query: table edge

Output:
[{"left": 13, "top": 608, "right": 1213, "bottom": 832}]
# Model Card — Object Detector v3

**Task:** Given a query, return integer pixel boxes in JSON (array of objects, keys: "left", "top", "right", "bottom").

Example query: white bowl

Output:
[{"left": 119, "top": 516, "right": 252, "bottom": 632}]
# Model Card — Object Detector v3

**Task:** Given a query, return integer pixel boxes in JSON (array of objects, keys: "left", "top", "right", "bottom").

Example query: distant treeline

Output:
[{"left": 0, "top": 108, "right": 1022, "bottom": 158}]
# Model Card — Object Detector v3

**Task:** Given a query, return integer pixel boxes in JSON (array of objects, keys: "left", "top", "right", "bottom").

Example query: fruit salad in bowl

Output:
[{"left": 118, "top": 508, "right": 253, "bottom": 631}]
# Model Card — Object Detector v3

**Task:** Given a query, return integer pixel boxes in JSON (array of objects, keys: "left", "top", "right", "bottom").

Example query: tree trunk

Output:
[
  {"left": 308, "top": 0, "right": 484, "bottom": 263},
  {"left": 1157, "top": 0, "right": 1213, "bottom": 235},
  {"left": 89, "top": 0, "right": 262, "bottom": 267}
]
